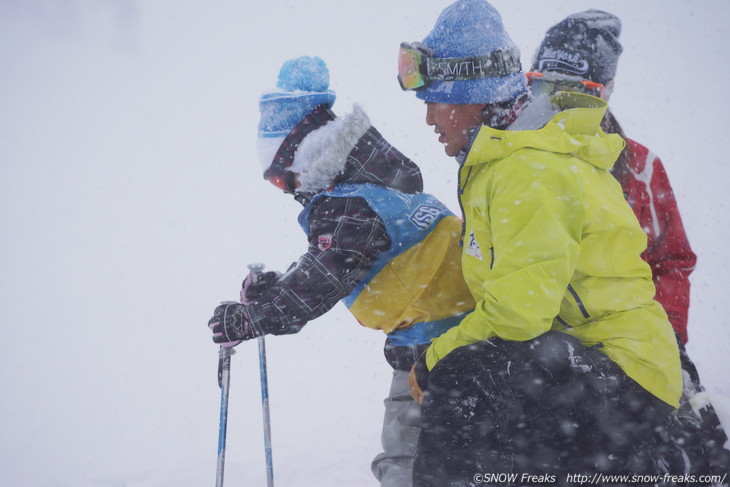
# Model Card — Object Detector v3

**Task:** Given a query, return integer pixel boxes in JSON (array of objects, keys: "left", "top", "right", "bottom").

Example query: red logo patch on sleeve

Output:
[{"left": 317, "top": 234, "right": 333, "bottom": 251}]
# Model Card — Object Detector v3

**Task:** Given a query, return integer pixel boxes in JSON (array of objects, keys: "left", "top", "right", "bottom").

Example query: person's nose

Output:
[{"left": 425, "top": 103, "right": 435, "bottom": 126}]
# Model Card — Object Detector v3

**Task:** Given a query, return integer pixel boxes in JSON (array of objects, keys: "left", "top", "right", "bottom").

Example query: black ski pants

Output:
[{"left": 413, "top": 331, "right": 674, "bottom": 487}]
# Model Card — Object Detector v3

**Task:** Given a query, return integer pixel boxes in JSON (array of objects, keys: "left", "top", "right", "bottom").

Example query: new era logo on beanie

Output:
[
  {"left": 531, "top": 10, "right": 623, "bottom": 88},
  {"left": 415, "top": 0, "right": 527, "bottom": 104},
  {"left": 257, "top": 56, "right": 336, "bottom": 175}
]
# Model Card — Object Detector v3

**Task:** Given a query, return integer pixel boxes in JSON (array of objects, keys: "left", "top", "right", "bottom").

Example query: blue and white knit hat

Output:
[
  {"left": 416, "top": 0, "right": 526, "bottom": 104},
  {"left": 257, "top": 56, "right": 336, "bottom": 172}
]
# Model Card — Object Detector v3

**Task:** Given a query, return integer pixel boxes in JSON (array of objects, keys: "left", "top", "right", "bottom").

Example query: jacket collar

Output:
[
  {"left": 292, "top": 105, "right": 423, "bottom": 198},
  {"left": 464, "top": 92, "right": 624, "bottom": 171},
  {"left": 292, "top": 104, "right": 372, "bottom": 193}
]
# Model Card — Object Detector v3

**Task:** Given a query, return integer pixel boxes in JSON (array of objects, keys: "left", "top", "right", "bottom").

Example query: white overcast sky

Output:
[{"left": 1, "top": 1, "right": 729, "bottom": 486}]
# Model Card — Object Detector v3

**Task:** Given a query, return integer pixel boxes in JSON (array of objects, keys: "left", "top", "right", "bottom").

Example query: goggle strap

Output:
[{"left": 425, "top": 49, "right": 521, "bottom": 81}]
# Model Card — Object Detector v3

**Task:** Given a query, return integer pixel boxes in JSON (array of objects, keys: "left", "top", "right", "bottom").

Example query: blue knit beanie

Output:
[
  {"left": 257, "top": 56, "right": 336, "bottom": 171},
  {"left": 416, "top": 0, "right": 526, "bottom": 104}
]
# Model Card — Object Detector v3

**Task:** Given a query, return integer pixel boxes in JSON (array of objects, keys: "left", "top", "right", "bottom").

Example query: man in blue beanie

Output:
[{"left": 398, "top": 1, "right": 683, "bottom": 485}]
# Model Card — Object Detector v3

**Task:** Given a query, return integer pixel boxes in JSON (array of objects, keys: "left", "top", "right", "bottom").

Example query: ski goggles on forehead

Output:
[
  {"left": 398, "top": 42, "right": 522, "bottom": 91},
  {"left": 525, "top": 71, "right": 606, "bottom": 99}
]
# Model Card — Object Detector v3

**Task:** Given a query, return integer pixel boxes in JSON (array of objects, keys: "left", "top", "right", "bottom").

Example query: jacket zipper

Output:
[
  {"left": 457, "top": 165, "right": 473, "bottom": 247},
  {"left": 567, "top": 284, "right": 590, "bottom": 318}
]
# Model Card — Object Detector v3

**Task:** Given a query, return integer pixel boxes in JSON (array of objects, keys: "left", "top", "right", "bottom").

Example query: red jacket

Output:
[{"left": 613, "top": 138, "right": 697, "bottom": 343}]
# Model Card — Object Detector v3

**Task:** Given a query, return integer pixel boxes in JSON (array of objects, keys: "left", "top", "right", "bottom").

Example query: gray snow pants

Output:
[{"left": 371, "top": 369, "right": 421, "bottom": 487}]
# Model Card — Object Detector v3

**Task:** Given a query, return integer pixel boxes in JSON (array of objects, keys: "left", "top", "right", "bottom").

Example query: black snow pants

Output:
[
  {"left": 661, "top": 337, "right": 730, "bottom": 481},
  {"left": 413, "top": 331, "right": 675, "bottom": 487}
]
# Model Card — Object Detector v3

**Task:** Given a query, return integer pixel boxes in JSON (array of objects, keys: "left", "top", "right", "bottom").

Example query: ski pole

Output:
[
  {"left": 216, "top": 346, "right": 235, "bottom": 487},
  {"left": 258, "top": 334, "right": 274, "bottom": 487},
  {"left": 248, "top": 263, "right": 275, "bottom": 487}
]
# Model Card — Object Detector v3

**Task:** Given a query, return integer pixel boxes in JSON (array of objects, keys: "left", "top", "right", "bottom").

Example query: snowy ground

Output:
[{"left": 1, "top": 1, "right": 729, "bottom": 486}]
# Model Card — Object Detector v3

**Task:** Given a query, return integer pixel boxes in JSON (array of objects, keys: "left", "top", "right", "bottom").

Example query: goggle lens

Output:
[
  {"left": 526, "top": 72, "right": 606, "bottom": 99},
  {"left": 527, "top": 78, "right": 557, "bottom": 98},
  {"left": 265, "top": 171, "right": 297, "bottom": 193},
  {"left": 266, "top": 175, "right": 289, "bottom": 192},
  {"left": 398, "top": 45, "right": 426, "bottom": 90}
]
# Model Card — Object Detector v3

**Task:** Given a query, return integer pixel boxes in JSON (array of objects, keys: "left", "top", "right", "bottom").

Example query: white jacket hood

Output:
[{"left": 289, "top": 104, "right": 371, "bottom": 193}]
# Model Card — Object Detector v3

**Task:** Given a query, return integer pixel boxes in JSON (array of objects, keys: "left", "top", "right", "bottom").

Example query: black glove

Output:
[
  {"left": 208, "top": 302, "right": 259, "bottom": 347},
  {"left": 240, "top": 270, "right": 282, "bottom": 305}
]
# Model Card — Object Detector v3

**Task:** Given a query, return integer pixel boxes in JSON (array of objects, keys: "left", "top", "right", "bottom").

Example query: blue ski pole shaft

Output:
[
  {"left": 248, "top": 262, "right": 275, "bottom": 487},
  {"left": 216, "top": 346, "right": 235, "bottom": 487},
  {"left": 258, "top": 336, "right": 275, "bottom": 487}
]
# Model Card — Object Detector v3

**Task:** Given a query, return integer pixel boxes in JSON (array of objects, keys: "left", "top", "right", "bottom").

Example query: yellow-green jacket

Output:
[{"left": 427, "top": 92, "right": 681, "bottom": 408}]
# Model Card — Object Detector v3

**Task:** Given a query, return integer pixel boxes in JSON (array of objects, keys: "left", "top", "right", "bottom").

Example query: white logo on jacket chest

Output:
[
  {"left": 409, "top": 204, "right": 442, "bottom": 230},
  {"left": 465, "top": 230, "right": 483, "bottom": 261}
]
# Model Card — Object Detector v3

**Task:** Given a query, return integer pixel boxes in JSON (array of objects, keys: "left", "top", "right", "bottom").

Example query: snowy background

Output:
[{"left": 1, "top": 1, "right": 728, "bottom": 485}]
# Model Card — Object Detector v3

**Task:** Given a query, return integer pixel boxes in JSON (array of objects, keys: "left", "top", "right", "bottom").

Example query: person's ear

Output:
[{"left": 478, "top": 104, "right": 490, "bottom": 122}]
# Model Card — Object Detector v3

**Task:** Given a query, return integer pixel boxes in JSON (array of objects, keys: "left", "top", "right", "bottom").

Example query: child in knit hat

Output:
[
  {"left": 529, "top": 9, "right": 730, "bottom": 477},
  {"left": 398, "top": 1, "right": 684, "bottom": 484},
  {"left": 208, "top": 56, "right": 474, "bottom": 487}
]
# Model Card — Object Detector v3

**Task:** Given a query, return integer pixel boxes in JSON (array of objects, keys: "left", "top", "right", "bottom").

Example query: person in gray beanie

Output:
[
  {"left": 530, "top": 9, "right": 730, "bottom": 479},
  {"left": 530, "top": 9, "right": 623, "bottom": 97},
  {"left": 398, "top": 1, "right": 684, "bottom": 485},
  {"left": 208, "top": 56, "right": 475, "bottom": 487},
  {"left": 529, "top": 10, "right": 696, "bottom": 341}
]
